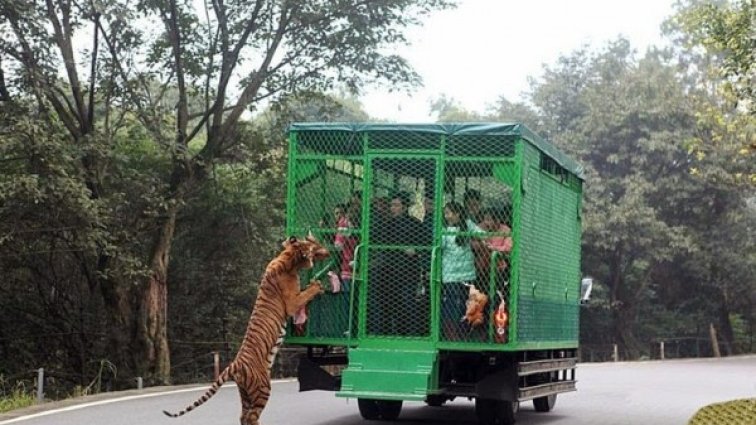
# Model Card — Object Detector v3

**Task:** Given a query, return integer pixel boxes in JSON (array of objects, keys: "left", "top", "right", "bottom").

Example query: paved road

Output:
[{"left": 2, "top": 356, "right": 754, "bottom": 425}]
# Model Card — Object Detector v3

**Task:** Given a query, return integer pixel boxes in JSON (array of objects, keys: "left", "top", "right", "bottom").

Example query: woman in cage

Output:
[
  {"left": 477, "top": 207, "right": 513, "bottom": 281},
  {"left": 441, "top": 201, "right": 484, "bottom": 340},
  {"left": 334, "top": 202, "right": 358, "bottom": 332}
]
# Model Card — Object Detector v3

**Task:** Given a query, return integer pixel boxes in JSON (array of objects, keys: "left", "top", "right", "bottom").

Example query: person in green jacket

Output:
[{"left": 441, "top": 201, "right": 483, "bottom": 340}]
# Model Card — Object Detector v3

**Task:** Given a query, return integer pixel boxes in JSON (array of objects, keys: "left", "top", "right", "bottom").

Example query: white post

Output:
[
  {"left": 213, "top": 352, "right": 220, "bottom": 381},
  {"left": 612, "top": 344, "right": 619, "bottom": 362},
  {"left": 36, "top": 368, "right": 44, "bottom": 403},
  {"left": 709, "top": 323, "right": 721, "bottom": 358},
  {"left": 660, "top": 341, "right": 665, "bottom": 360},
  {"left": 136, "top": 377, "right": 143, "bottom": 390}
]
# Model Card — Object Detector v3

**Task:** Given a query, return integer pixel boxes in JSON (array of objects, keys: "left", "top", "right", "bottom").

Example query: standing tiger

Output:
[{"left": 163, "top": 234, "right": 329, "bottom": 425}]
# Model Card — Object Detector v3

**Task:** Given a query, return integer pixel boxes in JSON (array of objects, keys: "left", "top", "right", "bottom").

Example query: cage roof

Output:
[{"left": 289, "top": 122, "right": 584, "bottom": 180}]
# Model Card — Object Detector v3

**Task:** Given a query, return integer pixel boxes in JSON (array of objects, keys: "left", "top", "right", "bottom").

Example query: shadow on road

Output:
[{"left": 309, "top": 402, "right": 570, "bottom": 425}]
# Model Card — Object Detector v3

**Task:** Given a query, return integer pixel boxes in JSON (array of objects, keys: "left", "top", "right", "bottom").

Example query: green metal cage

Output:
[{"left": 285, "top": 123, "right": 584, "bottom": 352}]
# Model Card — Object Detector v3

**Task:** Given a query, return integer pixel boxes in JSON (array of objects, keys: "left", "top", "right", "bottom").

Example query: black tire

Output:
[
  {"left": 425, "top": 394, "right": 446, "bottom": 407},
  {"left": 377, "top": 400, "right": 403, "bottom": 420},
  {"left": 357, "top": 398, "right": 403, "bottom": 421},
  {"left": 358, "top": 398, "right": 380, "bottom": 420},
  {"left": 475, "top": 398, "right": 516, "bottom": 425},
  {"left": 533, "top": 394, "right": 557, "bottom": 412}
]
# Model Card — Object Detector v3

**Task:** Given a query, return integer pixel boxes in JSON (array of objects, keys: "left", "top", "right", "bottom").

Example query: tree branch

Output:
[
  {"left": 46, "top": 0, "right": 87, "bottom": 131},
  {"left": 216, "top": 2, "right": 296, "bottom": 147},
  {"left": 210, "top": 0, "right": 265, "bottom": 132},
  {"left": 0, "top": 56, "right": 10, "bottom": 101},
  {"left": 165, "top": 0, "right": 188, "bottom": 148},
  {"left": 94, "top": 18, "right": 167, "bottom": 144},
  {"left": 4, "top": 9, "right": 80, "bottom": 137},
  {"left": 87, "top": 10, "right": 100, "bottom": 132}
]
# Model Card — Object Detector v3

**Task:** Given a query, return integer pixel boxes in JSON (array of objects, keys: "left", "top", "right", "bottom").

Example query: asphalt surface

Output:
[{"left": 2, "top": 356, "right": 754, "bottom": 425}]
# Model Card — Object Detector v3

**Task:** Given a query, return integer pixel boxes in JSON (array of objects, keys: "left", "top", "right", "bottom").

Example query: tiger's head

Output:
[{"left": 283, "top": 232, "right": 330, "bottom": 269}]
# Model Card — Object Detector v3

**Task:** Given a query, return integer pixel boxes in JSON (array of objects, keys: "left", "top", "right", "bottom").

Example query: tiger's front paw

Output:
[{"left": 308, "top": 280, "right": 324, "bottom": 294}]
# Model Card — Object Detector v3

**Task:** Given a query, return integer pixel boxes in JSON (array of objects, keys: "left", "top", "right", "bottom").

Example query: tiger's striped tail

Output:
[{"left": 162, "top": 364, "right": 233, "bottom": 418}]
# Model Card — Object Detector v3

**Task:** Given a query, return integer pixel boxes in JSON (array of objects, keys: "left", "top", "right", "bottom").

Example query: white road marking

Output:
[{"left": 0, "top": 379, "right": 297, "bottom": 424}]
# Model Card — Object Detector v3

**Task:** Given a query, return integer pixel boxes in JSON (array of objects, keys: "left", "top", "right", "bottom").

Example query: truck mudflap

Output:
[
  {"left": 297, "top": 355, "right": 341, "bottom": 392},
  {"left": 475, "top": 364, "right": 519, "bottom": 401}
]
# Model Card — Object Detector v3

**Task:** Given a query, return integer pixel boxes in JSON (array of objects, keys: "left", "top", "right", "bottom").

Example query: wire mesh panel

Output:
[
  {"left": 364, "top": 157, "right": 434, "bottom": 338},
  {"left": 288, "top": 136, "right": 363, "bottom": 341},
  {"left": 438, "top": 159, "right": 516, "bottom": 345},
  {"left": 517, "top": 143, "right": 582, "bottom": 344}
]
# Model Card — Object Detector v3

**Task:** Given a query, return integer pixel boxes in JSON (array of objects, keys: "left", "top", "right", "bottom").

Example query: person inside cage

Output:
[
  {"left": 463, "top": 189, "right": 484, "bottom": 225},
  {"left": 348, "top": 190, "right": 362, "bottom": 227},
  {"left": 420, "top": 194, "right": 436, "bottom": 279},
  {"left": 477, "top": 207, "right": 513, "bottom": 286},
  {"left": 372, "top": 191, "right": 428, "bottom": 335},
  {"left": 441, "top": 201, "right": 484, "bottom": 341},
  {"left": 334, "top": 202, "right": 358, "bottom": 330},
  {"left": 414, "top": 194, "right": 436, "bottom": 332}
]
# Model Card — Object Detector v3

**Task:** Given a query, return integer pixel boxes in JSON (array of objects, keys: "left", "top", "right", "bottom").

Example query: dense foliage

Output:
[
  {"left": 0, "top": 0, "right": 753, "bottom": 400},
  {"left": 0, "top": 0, "right": 455, "bottom": 389}
]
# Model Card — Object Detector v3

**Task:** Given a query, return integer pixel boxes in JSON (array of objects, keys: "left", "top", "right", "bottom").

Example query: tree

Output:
[
  {"left": 0, "top": 0, "right": 455, "bottom": 384},
  {"left": 668, "top": 0, "right": 755, "bottom": 113},
  {"left": 430, "top": 94, "right": 484, "bottom": 122},
  {"left": 664, "top": 0, "right": 755, "bottom": 186},
  {"left": 522, "top": 40, "right": 700, "bottom": 357}
]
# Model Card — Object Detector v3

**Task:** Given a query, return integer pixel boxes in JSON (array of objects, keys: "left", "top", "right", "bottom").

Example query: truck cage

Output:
[{"left": 284, "top": 123, "right": 585, "bottom": 424}]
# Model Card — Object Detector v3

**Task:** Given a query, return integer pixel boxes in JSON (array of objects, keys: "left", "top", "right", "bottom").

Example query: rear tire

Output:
[
  {"left": 358, "top": 398, "right": 380, "bottom": 420},
  {"left": 475, "top": 398, "right": 516, "bottom": 425},
  {"left": 533, "top": 394, "right": 557, "bottom": 412},
  {"left": 357, "top": 398, "right": 403, "bottom": 421},
  {"left": 377, "top": 400, "right": 402, "bottom": 420},
  {"left": 425, "top": 394, "right": 446, "bottom": 407}
]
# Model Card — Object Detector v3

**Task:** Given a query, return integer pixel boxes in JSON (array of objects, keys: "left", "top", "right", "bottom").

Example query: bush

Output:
[{"left": 0, "top": 378, "right": 35, "bottom": 413}]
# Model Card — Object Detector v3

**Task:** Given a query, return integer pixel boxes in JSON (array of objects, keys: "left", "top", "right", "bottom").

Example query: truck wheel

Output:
[
  {"left": 377, "top": 400, "right": 402, "bottom": 420},
  {"left": 357, "top": 399, "right": 403, "bottom": 421},
  {"left": 475, "top": 398, "right": 516, "bottom": 425},
  {"left": 533, "top": 394, "right": 557, "bottom": 412},
  {"left": 358, "top": 399, "right": 380, "bottom": 420},
  {"left": 425, "top": 395, "right": 446, "bottom": 407}
]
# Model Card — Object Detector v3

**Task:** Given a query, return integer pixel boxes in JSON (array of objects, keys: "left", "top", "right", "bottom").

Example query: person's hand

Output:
[{"left": 405, "top": 248, "right": 416, "bottom": 256}]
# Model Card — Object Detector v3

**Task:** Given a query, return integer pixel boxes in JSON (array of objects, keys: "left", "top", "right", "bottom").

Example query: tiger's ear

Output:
[
  {"left": 282, "top": 236, "right": 298, "bottom": 248},
  {"left": 306, "top": 230, "right": 318, "bottom": 243}
]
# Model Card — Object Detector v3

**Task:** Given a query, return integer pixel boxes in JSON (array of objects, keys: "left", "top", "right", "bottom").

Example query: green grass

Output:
[{"left": 0, "top": 387, "right": 35, "bottom": 413}]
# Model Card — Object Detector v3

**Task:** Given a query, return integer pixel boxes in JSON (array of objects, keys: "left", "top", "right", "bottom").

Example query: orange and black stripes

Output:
[
  {"left": 162, "top": 236, "right": 329, "bottom": 425},
  {"left": 162, "top": 366, "right": 233, "bottom": 417}
]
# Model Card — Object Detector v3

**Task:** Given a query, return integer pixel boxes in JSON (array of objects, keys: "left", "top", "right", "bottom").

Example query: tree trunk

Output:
[
  {"left": 716, "top": 299, "right": 735, "bottom": 356},
  {"left": 607, "top": 251, "right": 642, "bottom": 359},
  {"left": 97, "top": 197, "right": 182, "bottom": 386},
  {"left": 613, "top": 303, "right": 642, "bottom": 359},
  {"left": 99, "top": 274, "right": 138, "bottom": 386},
  {"left": 135, "top": 208, "right": 177, "bottom": 385}
]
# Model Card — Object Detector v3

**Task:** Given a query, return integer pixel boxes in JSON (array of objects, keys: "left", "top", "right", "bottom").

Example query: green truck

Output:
[{"left": 284, "top": 123, "right": 590, "bottom": 425}]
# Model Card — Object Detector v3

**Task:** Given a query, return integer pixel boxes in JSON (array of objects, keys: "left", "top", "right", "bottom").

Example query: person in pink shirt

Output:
[
  {"left": 333, "top": 203, "right": 358, "bottom": 328},
  {"left": 479, "top": 208, "right": 513, "bottom": 275}
]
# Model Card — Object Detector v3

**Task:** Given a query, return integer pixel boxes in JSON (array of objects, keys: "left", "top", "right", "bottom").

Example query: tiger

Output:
[{"left": 163, "top": 233, "right": 329, "bottom": 425}]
